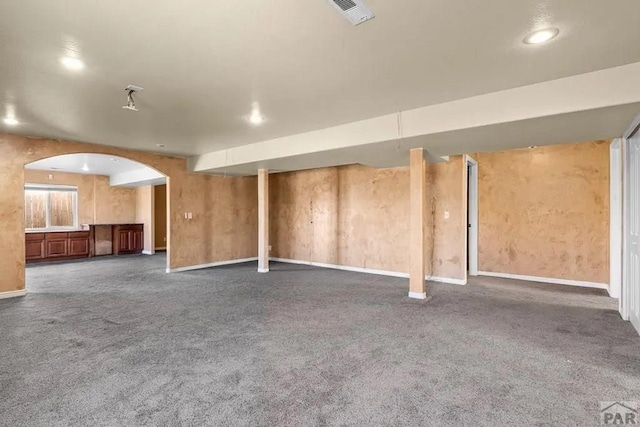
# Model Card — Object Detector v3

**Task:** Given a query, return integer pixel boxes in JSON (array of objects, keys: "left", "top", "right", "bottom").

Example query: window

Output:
[{"left": 24, "top": 185, "right": 78, "bottom": 230}]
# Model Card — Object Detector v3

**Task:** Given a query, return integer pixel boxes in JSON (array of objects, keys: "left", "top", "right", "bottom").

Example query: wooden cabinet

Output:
[
  {"left": 69, "top": 233, "right": 90, "bottom": 256},
  {"left": 45, "top": 238, "right": 68, "bottom": 258},
  {"left": 112, "top": 224, "right": 144, "bottom": 255},
  {"left": 25, "top": 233, "right": 45, "bottom": 260},
  {"left": 25, "top": 225, "right": 142, "bottom": 262},
  {"left": 25, "top": 231, "right": 91, "bottom": 263}
]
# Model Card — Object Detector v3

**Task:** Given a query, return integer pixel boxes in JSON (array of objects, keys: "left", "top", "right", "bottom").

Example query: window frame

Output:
[{"left": 24, "top": 184, "right": 79, "bottom": 231}]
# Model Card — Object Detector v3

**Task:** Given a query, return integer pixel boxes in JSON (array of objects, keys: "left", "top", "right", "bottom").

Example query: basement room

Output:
[
  {"left": 23, "top": 154, "right": 168, "bottom": 270},
  {"left": 1, "top": 1, "right": 639, "bottom": 426}
]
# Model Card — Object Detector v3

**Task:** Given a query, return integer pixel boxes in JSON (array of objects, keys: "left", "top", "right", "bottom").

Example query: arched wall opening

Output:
[
  {"left": 0, "top": 132, "right": 259, "bottom": 297},
  {"left": 22, "top": 153, "right": 170, "bottom": 286}
]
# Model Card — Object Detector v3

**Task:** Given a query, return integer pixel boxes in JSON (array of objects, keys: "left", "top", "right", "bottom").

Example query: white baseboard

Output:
[
  {"left": 269, "top": 257, "right": 310, "bottom": 266},
  {"left": 408, "top": 291, "right": 427, "bottom": 299},
  {"left": 270, "top": 257, "right": 409, "bottom": 278},
  {"left": 142, "top": 250, "right": 154, "bottom": 255},
  {"left": 257, "top": 268, "right": 269, "bottom": 273},
  {"left": 0, "top": 289, "right": 27, "bottom": 300},
  {"left": 477, "top": 271, "right": 608, "bottom": 291},
  {"left": 166, "top": 257, "right": 258, "bottom": 273},
  {"left": 270, "top": 257, "right": 465, "bottom": 285},
  {"left": 427, "top": 275, "right": 467, "bottom": 286}
]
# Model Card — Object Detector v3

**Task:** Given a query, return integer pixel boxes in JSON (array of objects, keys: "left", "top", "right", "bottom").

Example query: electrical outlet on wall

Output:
[
  {"left": 188, "top": 212, "right": 193, "bottom": 219},
  {"left": 444, "top": 211, "right": 450, "bottom": 219},
  {"left": 48, "top": 174, "right": 54, "bottom": 180}
]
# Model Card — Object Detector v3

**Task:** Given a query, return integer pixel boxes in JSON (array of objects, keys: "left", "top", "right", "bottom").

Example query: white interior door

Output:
[
  {"left": 466, "top": 155, "right": 478, "bottom": 277},
  {"left": 626, "top": 133, "right": 640, "bottom": 333}
]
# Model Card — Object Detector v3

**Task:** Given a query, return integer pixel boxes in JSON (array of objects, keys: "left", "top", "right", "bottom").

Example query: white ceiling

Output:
[
  {"left": 2, "top": 0, "right": 640, "bottom": 160},
  {"left": 26, "top": 153, "right": 165, "bottom": 187},
  {"left": 27, "top": 153, "right": 149, "bottom": 175}
]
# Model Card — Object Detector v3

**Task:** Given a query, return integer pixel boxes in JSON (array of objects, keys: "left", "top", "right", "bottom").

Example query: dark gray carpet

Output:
[{"left": 1, "top": 255, "right": 638, "bottom": 426}]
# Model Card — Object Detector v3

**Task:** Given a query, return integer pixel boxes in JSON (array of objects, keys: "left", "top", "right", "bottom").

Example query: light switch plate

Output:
[{"left": 444, "top": 211, "right": 450, "bottom": 219}]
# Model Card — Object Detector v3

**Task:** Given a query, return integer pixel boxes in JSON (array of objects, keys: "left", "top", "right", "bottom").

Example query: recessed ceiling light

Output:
[
  {"left": 110, "top": 158, "right": 119, "bottom": 162},
  {"left": 60, "top": 56, "right": 85, "bottom": 71},
  {"left": 247, "top": 102, "right": 265, "bottom": 126},
  {"left": 523, "top": 28, "right": 559, "bottom": 45},
  {"left": 3, "top": 117, "right": 19, "bottom": 126},
  {"left": 156, "top": 144, "right": 166, "bottom": 149},
  {"left": 249, "top": 112, "right": 264, "bottom": 125}
]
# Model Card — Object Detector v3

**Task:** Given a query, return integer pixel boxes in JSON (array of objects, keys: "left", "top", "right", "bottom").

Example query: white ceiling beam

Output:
[{"left": 189, "top": 62, "right": 640, "bottom": 175}]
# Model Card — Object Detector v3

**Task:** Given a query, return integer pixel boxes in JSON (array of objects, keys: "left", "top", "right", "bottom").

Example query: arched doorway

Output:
[{"left": 23, "top": 153, "right": 170, "bottom": 289}]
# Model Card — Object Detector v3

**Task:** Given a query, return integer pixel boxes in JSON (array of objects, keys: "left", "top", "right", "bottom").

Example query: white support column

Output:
[{"left": 258, "top": 169, "right": 269, "bottom": 273}]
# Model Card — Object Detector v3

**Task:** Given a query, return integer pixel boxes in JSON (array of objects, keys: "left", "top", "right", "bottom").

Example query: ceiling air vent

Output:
[{"left": 328, "top": 0, "right": 375, "bottom": 26}]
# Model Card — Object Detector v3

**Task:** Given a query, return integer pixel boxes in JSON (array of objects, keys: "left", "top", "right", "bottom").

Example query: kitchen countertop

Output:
[
  {"left": 26, "top": 223, "right": 143, "bottom": 234},
  {"left": 89, "top": 224, "right": 143, "bottom": 226},
  {"left": 25, "top": 229, "right": 87, "bottom": 234}
]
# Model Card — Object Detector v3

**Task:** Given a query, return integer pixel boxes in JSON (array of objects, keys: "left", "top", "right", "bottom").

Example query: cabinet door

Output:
[
  {"left": 69, "top": 238, "right": 89, "bottom": 256},
  {"left": 46, "top": 240, "right": 68, "bottom": 257},
  {"left": 118, "top": 230, "right": 131, "bottom": 252},
  {"left": 133, "top": 230, "right": 143, "bottom": 251},
  {"left": 26, "top": 240, "right": 45, "bottom": 260}
]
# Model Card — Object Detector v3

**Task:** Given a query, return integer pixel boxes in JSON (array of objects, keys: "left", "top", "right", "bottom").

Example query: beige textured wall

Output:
[
  {"left": 270, "top": 143, "right": 607, "bottom": 284},
  {"left": 475, "top": 141, "right": 609, "bottom": 283},
  {"left": 336, "top": 166, "right": 410, "bottom": 272},
  {"left": 427, "top": 156, "right": 467, "bottom": 279},
  {"left": 24, "top": 170, "right": 137, "bottom": 225},
  {"left": 135, "top": 186, "right": 155, "bottom": 253},
  {"left": 270, "top": 159, "right": 467, "bottom": 279},
  {"left": 270, "top": 167, "right": 341, "bottom": 264},
  {"left": 178, "top": 173, "right": 257, "bottom": 262},
  {"left": 474, "top": 141, "right": 609, "bottom": 283},
  {"left": 0, "top": 133, "right": 257, "bottom": 294},
  {"left": 269, "top": 165, "right": 409, "bottom": 272},
  {"left": 154, "top": 185, "right": 167, "bottom": 249},
  {"left": 94, "top": 176, "right": 137, "bottom": 224}
]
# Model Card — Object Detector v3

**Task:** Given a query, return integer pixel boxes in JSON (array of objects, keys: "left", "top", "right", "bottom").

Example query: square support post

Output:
[
  {"left": 258, "top": 169, "right": 269, "bottom": 273},
  {"left": 409, "top": 148, "right": 427, "bottom": 298}
]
